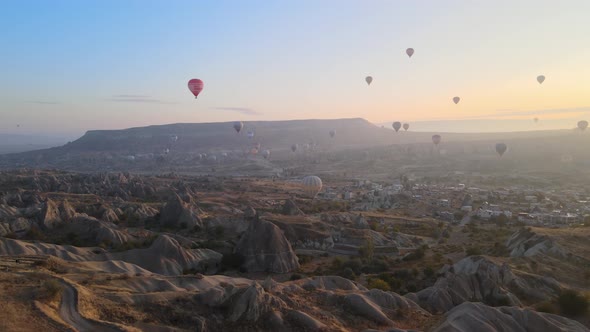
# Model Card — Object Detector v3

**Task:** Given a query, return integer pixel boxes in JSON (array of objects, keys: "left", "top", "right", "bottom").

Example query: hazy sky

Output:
[{"left": 2, "top": 0, "right": 590, "bottom": 136}]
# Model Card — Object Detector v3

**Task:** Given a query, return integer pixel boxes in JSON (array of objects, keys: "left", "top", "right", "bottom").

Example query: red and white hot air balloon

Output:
[{"left": 188, "top": 79, "right": 204, "bottom": 98}]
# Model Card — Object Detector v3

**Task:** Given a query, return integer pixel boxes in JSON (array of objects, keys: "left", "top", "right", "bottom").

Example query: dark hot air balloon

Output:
[
  {"left": 392, "top": 122, "right": 401, "bottom": 132},
  {"left": 233, "top": 121, "right": 244, "bottom": 133},
  {"left": 495, "top": 143, "right": 507, "bottom": 157},
  {"left": 432, "top": 135, "right": 441, "bottom": 145}
]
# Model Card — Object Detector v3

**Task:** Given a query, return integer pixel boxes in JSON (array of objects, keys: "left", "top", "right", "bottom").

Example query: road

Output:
[{"left": 59, "top": 281, "right": 121, "bottom": 332}]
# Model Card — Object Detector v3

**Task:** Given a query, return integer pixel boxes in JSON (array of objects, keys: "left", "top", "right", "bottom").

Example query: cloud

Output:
[
  {"left": 108, "top": 95, "right": 176, "bottom": 104},
  {"left": 211, "top": 107, "right": 261, "bottom": 115},
  {"left": 112, "top": 94, "right": 151, "bottom": 98},
  {"left": 28, "top": 100, "right": 61, "bottom": 105}
]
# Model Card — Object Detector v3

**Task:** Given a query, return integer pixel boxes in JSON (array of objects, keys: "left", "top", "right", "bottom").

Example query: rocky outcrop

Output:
[
  {"left": 101, "top": 208, "right": 119, "bottom": 223},
  {"left": 234, "top": 217, "right": 299, "bottom": 273},
  {"left": 506, "top": 228, "right": 567, "bottom": 258},
  {"left": 433, "top": 302, "right": 588, "bottom": 332},
  {"left": 159, "top": 194, "right": 202, "bottom": 229},
  {"left": 0, "top": 234, "right": 220, "bottom": 276},
  {"left": 38, "top": 199, "right": 61, "bottom": 229},
  {"left": 281, "top": 199, "right": 304, "bottom": 216},
  {"left": 225, "top": 283, "right": 287, "bottom": 322},
  {"left": 406, "top": 256, "right": 561, "bottom": 313},
  {"left": 59, "top": 200, "right": 76, "bottom": 222},
  {"left": 354, "top": 213, "right": 370, "bottom": 229}
]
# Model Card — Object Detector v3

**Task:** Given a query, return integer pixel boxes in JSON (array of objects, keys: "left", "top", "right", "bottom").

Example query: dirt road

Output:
[{"left": 58, "top": 282, "right": 121, "bottom": 332}]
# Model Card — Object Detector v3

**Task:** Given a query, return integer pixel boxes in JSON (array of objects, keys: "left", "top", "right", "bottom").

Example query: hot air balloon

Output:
[
  {"left": 495, "top": 143, "right": 507, "bottom": 157},
  {"left": 453, "top": 97, "right": 460, "bottom": 104},
  {"left": 392, "top": 122, "right": 402, "bottom": 132},
  {"left": 365, "top": 76, "right": 373, "bottom": 85},
  {"left": 578, "top": 120, "right": 588, "bottom": 131},
  {"left": 403, "top": 123, "right": 409, "bottom": 131},
  {"left": 432, "top": 135, "right": 441, "bottom": 145},
  {"left": 537, "top": 75, "right": 545, "bottom": 84},
  {"left": 247, "top": 131, "right": 255, "bottom": 139},
  {"left": 291, "top": 144, "right": 297, "bottom": 152},
  {"left": 406, "top": 48, "right": 414, "bottom": 58},
  {"left": 233, "top": 121, "right": 244, "bottom": 133},
  {"left": 188, "top": 79, "right": 204, "bottom": 98},
  {"left": 302, "top": 175, "right": 323, "bottom": 198},
  {"left": 534, "top": 118, "right": 539, "bottom": 123},
  {"left": 263, "top": 149, "right": 271, "bottom": 159},
  {"left": 329, "top": 130, "right": 336, "bottom": 138}
]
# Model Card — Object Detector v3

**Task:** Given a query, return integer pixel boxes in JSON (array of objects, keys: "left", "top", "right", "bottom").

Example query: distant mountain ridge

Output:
[{"left": 0, "top": 117, "right": 588, "bottom": 173}]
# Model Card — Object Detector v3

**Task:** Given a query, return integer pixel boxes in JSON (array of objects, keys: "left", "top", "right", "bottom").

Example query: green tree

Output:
[{"left": 359, "top": 237, "right": 375, "bottom": 261}]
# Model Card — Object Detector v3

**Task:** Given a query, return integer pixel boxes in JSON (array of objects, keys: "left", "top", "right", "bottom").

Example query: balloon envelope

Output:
[
  {"left": 365, "top": 76, "right": 373, "bottom": 85},
  {"left": 329, "top": 130, "right": 336, "bottom": 138},
  {"left": 403, "top": 123, "right": 409, "bottom": 131},
  {"left": 406, "top": 48, "right": 414, "bottom": 58},
  {"left": 263, "top": 149, "right": 271, "bottom": 159},
  {"left": 432, "top": 135, "right": 441, "bottom": 145},
  {"left": 392, "top": 122, "right": 401, "bottom": 132},
  {"left": 453, "top": 97, "right": 460, "bottom": 104},
  {"left": 302, "top": 175, "right": 323, "bottom": 198},
  {"left": 188, "top": 79, "right": 204, "bottom": 98},
  {"left": 233, "top": 121, "right": 243, "bottom": 133},
  {"left": 578, "top": 120, "right": 588, "bottom": 131},
  {"left": 534, "top": 118, "right": 539, "bottom": 123},
  {"left": 291, "top": 144, "right": 297, "bottom": 152},
  {"left": 537, "top": 75, "right": 545, "bottom": 84},
  {"left": 496, "top": 143, "right": 507, "bottom": 157}
]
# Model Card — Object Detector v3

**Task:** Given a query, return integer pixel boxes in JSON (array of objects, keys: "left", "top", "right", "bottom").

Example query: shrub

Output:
[
  {"left": 423, "top": 267, "right": 435, "bottom": 278},
  {"left": 41, "top": 279, "right": 63, "bottom": 300},
  {"left": 361, "top": 258, "right": 389, "bottom": 274},
  {"left": 403, "top": 247, "right": 425, "bottom": 261},
  {"left": 298, "top": 255, "right": 313, "bottom": 265},
  {"left": 536, "top": 301, "right": 558, "bottom": 314},
  {"left": 368, "top": 278, "right": 390, "bottom": 291},
  {"left": 331, "top": 257, "right": 343, "bottom": 269},
  {"left": 339, "top": 267, "right": 356, "bottom": 280},
  {"left": 359, "top": 238, "right": 375, "bottom": 261},
  {"left": 465, "top": 247, "right": 482, "bottom": 256},
  {"left": 290, "top": 273, "right": 304, "bottom": 281},
  {"left": 220, "top": 253, "right": 245, "bottom": 270},
  {"left": 558, "top": 290, "right": 589, "bottom": 316},
  {"left": 342, "top": 258, "right": 363, "bottom": 275}
]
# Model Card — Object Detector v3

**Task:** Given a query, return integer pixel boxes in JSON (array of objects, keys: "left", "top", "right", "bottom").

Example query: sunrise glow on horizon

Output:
[{"left": 1, "top": 0, "right": 590, "bottom": 136}]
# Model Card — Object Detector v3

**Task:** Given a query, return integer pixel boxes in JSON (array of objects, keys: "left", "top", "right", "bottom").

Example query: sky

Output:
[{"left": 1, "top": 0, "right": 590, "bottom": 137}]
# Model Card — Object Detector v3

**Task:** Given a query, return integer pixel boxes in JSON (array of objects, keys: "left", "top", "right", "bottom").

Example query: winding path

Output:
[{"left": 58, "top": 281, "right": 121, "bottom": 332}]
